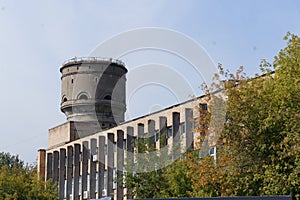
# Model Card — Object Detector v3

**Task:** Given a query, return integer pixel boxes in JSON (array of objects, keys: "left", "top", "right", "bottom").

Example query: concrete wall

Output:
[
  {"left": 48, "top": 122, "right": 71, "bottom": 148},
  {"left": 43, "top": 96, "right": 210, "bottom": 200}
]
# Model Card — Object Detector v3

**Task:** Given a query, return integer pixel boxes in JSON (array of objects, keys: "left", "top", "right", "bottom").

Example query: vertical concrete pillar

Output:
[
  {"left": 37, "top": 149, "right": 46, "bottom": 180},
  {"left": 46, "top": 153, "right": 53, "bottom": 181},
  {"left": 53, "top": 151, "right": 59, "bottom": 184},
  {"left": 59, "top": 148, "right": 66, "bottom": 200},
  {"left": 126, "top": 126, "right": 134, "bottom": 161},
  {"left": 137, "top": 123, "right": 144, "bottom": 153},
  {"left": 117, "top": 130, "right": 124, "bottom": 200},
  {"left": 172, "top": 112, "right": 180, "bottom": 160},
  {"left": 159, "top": 116, "right": 167, "bottom": 149},
  {"left": 97, "top": 136, "right": 105, "bottom": 197},
  {"left": 73, "top": 144, "right": 80, "bottom": 200},
  {"left": 66, "top": 146, "right": 73, "bottom": 200},
  {"left": 172, "top": 112, "right": 180, "bottom": 138},
  {"left": 126, "top": 126, "right": 134, "bottom": 199},
  {"left": 107, "top": 133, "right": 114, "bottom": 197},
  {"left": 148, "top": 120, "right": 155, "bottom": 149},
  {"left": 90, "top": 138, "right": 97, "bottom": 199},
  {"left": 185, "top": 108, "right": 194, "bottom": 151},
  {"left": 81, "top": 141, "right": 89, "bottom": 198}
]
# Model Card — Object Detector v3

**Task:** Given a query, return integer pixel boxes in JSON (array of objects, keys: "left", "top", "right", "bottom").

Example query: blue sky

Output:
[{"left": 0, "top": 0, "right": 299, "bottom": 163}]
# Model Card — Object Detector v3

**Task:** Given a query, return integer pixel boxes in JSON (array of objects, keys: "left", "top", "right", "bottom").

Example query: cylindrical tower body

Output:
[{"left": 60, "top": 57, "right": 127, "bottom": 130}]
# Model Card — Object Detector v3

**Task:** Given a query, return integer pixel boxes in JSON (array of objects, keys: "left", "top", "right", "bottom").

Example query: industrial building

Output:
[{"left": 37, "top": 57, "right": 212, "bottom": 200}]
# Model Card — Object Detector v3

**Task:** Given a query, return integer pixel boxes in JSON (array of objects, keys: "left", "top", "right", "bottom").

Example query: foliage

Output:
[
  {"left": 124, "top": 138, "right": 193, "bottom": 198},
  {"left": 192, "top": 32, "right": 300, "bottom": 199},
  {"left": 0, "top": 152, "right": 23, "bottom": 170},
  {"left": 124, "top": 33, "right": 300, "bottom": 199},
  {"left": 124, "top": 138, "right": 167, "bottom": 199},
  {"left": 0, "top": 152, "right": 58, "bottom": 200}
]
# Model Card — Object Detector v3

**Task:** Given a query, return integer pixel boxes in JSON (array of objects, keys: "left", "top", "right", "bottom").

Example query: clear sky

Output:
[{"left": 0, "top": 0, "right": 299, "bottom": 163}]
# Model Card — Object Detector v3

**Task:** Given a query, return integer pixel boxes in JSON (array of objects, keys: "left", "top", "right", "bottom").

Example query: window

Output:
[
  {"left": 123, "top": 139, "right": 127, "bottom": 149},
  {"left": 87, "top": 174, "right": 90, "bottom": 191},
  {"left": 104, "top": 95, "right": 111, "bottom": 100},
  {"left": 78, "top": 94, "right": 88, "bottom": 100},
  {"left": 154, "top": 130, "right": 159, "bottom": 142},
  {"left": 104, "top": 170, "right": 107, "bottom": 190},
  {"left": 167, "top": 126, "right": 172, "bottom": 138},
  {"left": 63, "top": 97, "right": 68, "bottom": 102},
  {"left": 96, "top": 172, "right": 98, "bottom": 193},
  {"left": 123, "top": 169, "right": 126, "bottom": 185},
  {"left": 104, "top": 144, "right": 107, "bottom": 155},
  {"left": 112, "top": 168, "right": 117, "bottom": 189},
  {"left": 200, "top": 103, "right": 208, "bottom": 111},
  {"left": 209, "top": 146, "right": 216, "bottom": 156},
  {"left": 179, "top": 122, "right": 185, "bottom": 135},
  {"left": 79, "top": 176, "right": 82, "bottom": 195},
  {"left": 64, "top": 179, "right": 67, "bottom": 198},
  {"left": 151, "top": 133, "right": 156, "bottom": 144}
]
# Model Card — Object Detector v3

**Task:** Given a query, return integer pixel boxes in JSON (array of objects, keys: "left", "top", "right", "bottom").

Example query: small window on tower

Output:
[
  {"left": 104, "top": 95, "right": 111, "bottom": 100},
  {"left": 78, "top": 93, "right": 88, "bottom": 100}
]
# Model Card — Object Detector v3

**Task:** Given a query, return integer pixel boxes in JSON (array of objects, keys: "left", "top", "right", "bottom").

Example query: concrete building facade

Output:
[{"left": 38, "top": 57, "right": 211, "bottom": 200}]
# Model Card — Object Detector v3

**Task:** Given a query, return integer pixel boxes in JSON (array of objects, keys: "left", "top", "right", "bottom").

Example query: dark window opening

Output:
[
  {"left": 200, "top": 103, "right": 208, "bottom": 111},
  {"left": 167, "top": 126, "right": 172, "bottom": 138},
  {"left": 104, "top": 95, "right": 111, "bottom": 100},
  {"left": 78, "top": 94, "right": 88, "bottom": 100},
  {"left": 63, "top": 97, "right": 68, "bottom": 102}
]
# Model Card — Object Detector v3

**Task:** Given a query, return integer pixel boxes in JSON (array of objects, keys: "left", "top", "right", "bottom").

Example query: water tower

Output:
[{"left": 60, "top": 57, "right": 127, "bottom": 130}]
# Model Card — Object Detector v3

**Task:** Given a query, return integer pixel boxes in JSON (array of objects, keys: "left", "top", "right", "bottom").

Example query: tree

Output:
[
  {"left": 258, "top": 33, "right": 300, "bottom": 199},
  {"left": 0, "top": 152, "right": 58, "bottom": 199},
  {"left": 183, "top": 33, "right": 299, "bottom": 199},
  {"left": 123, "top": 33, "right": 300, "bottom": 199},
  {"left": 210, "top": 32, "right": 300, "bottom": 198},
  {"left": 0, "top": 152, "right": 23, "bottom": 169},
  {"left": 123, "top": 137, "right": 169, "bottom": 199},
  {"left": 123, "top": 135, "right": 193, "bottom": 198}
]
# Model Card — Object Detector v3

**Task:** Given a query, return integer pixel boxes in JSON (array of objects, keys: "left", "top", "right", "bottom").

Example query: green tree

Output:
[
  {"left": 213, "top": 33, "right": 300, "bottom": 198},
  {"left": 0, "top": 152, "right": 23, "bottom": 169},
  {"left": 124, "top": 138, "right": 168, "bottom": 199},
  {"left": 124, "top": 33, "right": 300, "bottom": 199},
  {"left": 0, "top": 152, "right": 58, "bottom": 200},
  {"left": 161, "top": 153, "right": 193, "bottom": 198},
  {"left": 180, "top": 33, "right": 300, "bottom": 199}
]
